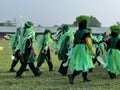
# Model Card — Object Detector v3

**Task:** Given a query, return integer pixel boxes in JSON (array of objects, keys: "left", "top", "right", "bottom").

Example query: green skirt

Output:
[
  {"left": 105, "top": 49, "right": 120, "bottom": 75},
  {"left": 69, "top": 44, "right": 94, "bottom": 73}
]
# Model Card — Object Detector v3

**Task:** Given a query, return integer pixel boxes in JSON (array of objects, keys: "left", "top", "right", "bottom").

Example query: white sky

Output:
[{"left": 0, "top": 0, "right": 120, "bottom": 27}]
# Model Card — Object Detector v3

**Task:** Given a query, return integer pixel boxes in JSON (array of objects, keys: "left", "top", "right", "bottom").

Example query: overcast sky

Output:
[{"left": 0, "top": 0, "right": 120, "bottom": 27}]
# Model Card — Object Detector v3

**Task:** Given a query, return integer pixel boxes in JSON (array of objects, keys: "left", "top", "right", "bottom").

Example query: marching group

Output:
[{"left": 4, "top": 15, "right": 120, "bottom": 84}]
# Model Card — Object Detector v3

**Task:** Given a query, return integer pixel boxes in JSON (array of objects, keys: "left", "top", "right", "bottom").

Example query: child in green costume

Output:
[
  {"left": 55, "top": 25, "right": 74, "bottom": 76},
  {"left": 36, "top": 29, "right": 54, "bottom": 72},
  {"left": 68, "top": 15, "right": 95, "bottom": 84},
  {"left": 9, "top": 27, "right": 22, "bottom": 72},
  {"left": 105, "top": 25, "right": 120, "bottom": 79},
  {"left": 16, "top": 21, "right": 41, "bottom": 78}
]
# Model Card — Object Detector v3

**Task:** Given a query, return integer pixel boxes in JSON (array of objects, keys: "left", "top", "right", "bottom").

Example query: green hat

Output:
[
  {"left": 110, "top": 25, "right": 120, "bottom": 34},
  {"left": 76, "top": 15, "right": 90, "bottom": 25},
  {"left": 62, "top": 24, "right": 69, "bottom": 32},
  {"left": 24, "top": 21, "right": 33, "bottom": 28},
  {"left": 44, "top": 29, "right": 51, "bottom": 34}
]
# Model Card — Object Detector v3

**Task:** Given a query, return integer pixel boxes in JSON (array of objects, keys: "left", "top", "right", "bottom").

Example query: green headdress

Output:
[
  {"left": 76, "top": 15, "right": 90, "bottom": 25},
  {"left": 11, "top": 27, "right": 23, "bottom": 52},
  {"left": 110, "top": 25, "right": 120, "bottom": 34},
  {"left": 24, "top": 21, "right": 33, "bottom": 28},
  {"left": 62, "top": 24, "right": 69, "bottom": 32},
  {"left": 44, "top": 29, "right": 51, "bottom": 34}
]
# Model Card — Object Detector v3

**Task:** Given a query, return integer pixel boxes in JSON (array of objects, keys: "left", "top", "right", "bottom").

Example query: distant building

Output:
[{"left": 0, "top": 20, "right": 16, "bottom": 26}]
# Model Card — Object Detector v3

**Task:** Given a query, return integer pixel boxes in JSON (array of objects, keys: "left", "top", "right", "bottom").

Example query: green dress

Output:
[
  {"left": 69, "top": 29, "right": 94, "bottom": 73},
  {"left": 105, "top": 37, "right": 120, "bottom": 75}
]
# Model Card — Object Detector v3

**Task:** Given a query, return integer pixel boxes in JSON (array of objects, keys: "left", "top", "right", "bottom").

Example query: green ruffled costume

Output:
[
  {"left": 55, "top": 29, "right": 74, "bottom": 61},
  {"left": 11, "top": 28, "right": 21, "bottom": 53},
  {"left": 105, "top": 37, "right": 120, "bottom": 75},
  {"left": 10, "top": 27, "right": 23, "bottom": 62},
  {"left": 36, "top": 30, "right": 53, "bottom": 64},
  {"left": 18, "top": 26, "right": 36, "bottom": 63},
  {"left": 69, "top": 29, "right": 94, "bottom": 73}
]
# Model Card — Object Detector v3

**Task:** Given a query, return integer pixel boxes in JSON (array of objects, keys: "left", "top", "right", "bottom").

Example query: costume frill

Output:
[
  {"left": 68, "top": 29, "right": 94, "bottom": 73},
  {"left": 36, "top": 33, "right": 53, "bottom": 63},
  {"left": 105, "top": 37, "right": 120, "bottom": 75},
  {"left": 18, "top": 27, "right": 36, "bottom": 63},
  {"left": 55, "top": 30, "right": 74, "bottom": 61}
]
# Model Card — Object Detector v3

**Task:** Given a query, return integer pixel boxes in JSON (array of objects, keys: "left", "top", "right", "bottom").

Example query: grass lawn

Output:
[{"left": 0, "top": 40, "right": 120, "bottom": 90}]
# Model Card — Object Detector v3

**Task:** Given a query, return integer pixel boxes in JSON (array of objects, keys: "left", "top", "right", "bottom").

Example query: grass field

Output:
[{"left": 0, "top": 40, "right": 120, "bottom": 90}]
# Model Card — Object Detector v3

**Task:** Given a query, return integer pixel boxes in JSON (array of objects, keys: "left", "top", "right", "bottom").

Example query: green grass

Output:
[{"left": 0, "top": 40, "right": 120, "bottom": 90}]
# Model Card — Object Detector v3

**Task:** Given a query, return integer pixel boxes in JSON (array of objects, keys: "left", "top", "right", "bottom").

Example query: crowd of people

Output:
[{"left": 2, "top": 15, "right": 120, "bottom": 84}]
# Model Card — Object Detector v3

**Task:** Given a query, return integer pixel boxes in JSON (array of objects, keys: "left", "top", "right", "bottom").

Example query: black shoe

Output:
[
  {"left": 15, "top": 75, "right": 23, "bottom": 79},
  {"left": 9, "top": 69, "right": 16, "bottom": 72},
  {"left": 83, "top": 79, "right": 91, "bottom": 82},
  {"left": 34, "top": 67, "right": 42, "bottom": 77},
  {"left": 34, "top": 71, "right": 42, "bottom": 77},
  {"left": 68, "top": 74, "right": 74, "bottom": 84},
  {"left": 112, "top": 73, "right": 117, "bottom": 79},
  {"left": 36, "top": 67, "right": 42, "bottom": 73},
  {"left": 108, "top": 71, "right": 114, "bottom": 79}
]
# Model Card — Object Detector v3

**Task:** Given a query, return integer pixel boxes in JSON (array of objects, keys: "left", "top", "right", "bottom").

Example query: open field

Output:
[{"left": 0, "top": 40, "right": 120, "bottom": 90}]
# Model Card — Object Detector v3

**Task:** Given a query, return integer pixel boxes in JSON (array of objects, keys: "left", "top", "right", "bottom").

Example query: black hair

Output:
[
  {"left": 111, "top": 32, "right": 118, "bottom": 38},
  {"left": 78, "top": 20, "right": 87, "bottom": 30}
]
